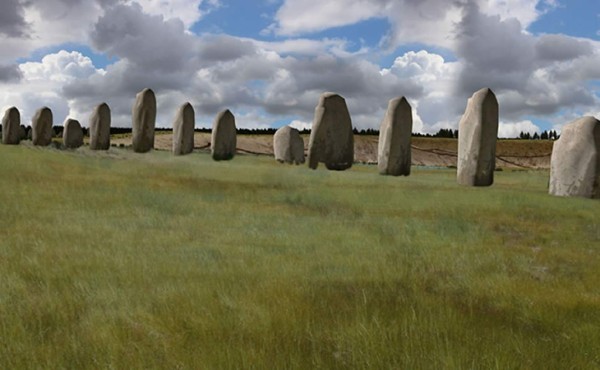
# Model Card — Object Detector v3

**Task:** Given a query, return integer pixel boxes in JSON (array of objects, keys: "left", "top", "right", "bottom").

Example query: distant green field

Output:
[{"left": 1, "top": 144, "right": 599, "bottom": 369}]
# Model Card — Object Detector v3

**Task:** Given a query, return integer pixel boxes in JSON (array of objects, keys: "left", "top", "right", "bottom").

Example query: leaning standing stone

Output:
[
  {"left": 457, "top": 88, "right": 499, "bottom": 186},
  {"left": 378, "top": 97, "right": 412, "bottom": 176},
  {"left": 172, "top": 102, "right": 195, "bottom": 156},
  {"left": 549, "top": 116, "right": 600, "bottom": 199},
  {"left": 308, "top": 92, "right": 354, "bottom": 170},
  {"left": 132, "top": 88, "right": 156, "bottom": 153},
  {"left": 211, "top": 109, "right": 236, "bottom": 161},
  {"left": 1, "top": 107, "right": 21, "bottom": 145},
  {"left": 32, "top": 107, "right": 54, "bottom": 146},
  {"left": 63, "top": 119, "right": 83, "bottom": 149},
  {"left": 273, "top": 126, "right": 305, "bottom": 164},
  {"left": 89, "top": 103, "right": 111, "bottom": 150}
]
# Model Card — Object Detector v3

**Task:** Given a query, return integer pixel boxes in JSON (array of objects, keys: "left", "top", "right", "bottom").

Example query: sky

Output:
[{"left": 0, "top": 0, "right": 599, "bottom": 137}]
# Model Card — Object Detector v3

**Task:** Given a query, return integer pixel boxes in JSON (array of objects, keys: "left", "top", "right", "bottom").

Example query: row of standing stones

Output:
[{"left": 2, "top": 88, "right": 599, "bottom": 199}]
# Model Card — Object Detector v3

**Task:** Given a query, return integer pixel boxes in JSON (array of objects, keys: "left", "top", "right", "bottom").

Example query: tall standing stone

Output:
[
  {"left": 549, "top": 116, "right": 600, "bottom": 199},
  {"left": 211, "top": 109, "right": 236, "bottom": 161},
  {"left": 1, "top": 107, "right": 21, "bottom": 145},
  {"left": 273, "top": 126, "right": 305, "bottom": 164},
  {"left": 457, "top": 88, "right": 499, "bottom": 186},
  {"left": 173, "top": 102, "right": 195, "bottom": 156},
  {"left": 308, "top": 92, "right": 354, "bottom": 170},
  {"left": 378, "top": 97, "right": 413, "bottom": 176},
  {"left": 90, "top": 103, "right": 111, "bottom": 150},
  {"left": 63, "top": 119, "right": 83, "bottom": 149},
  {"left": 132, "top": 88, "right": 156, "bottom": 153},
  {"left": 32, "top": 107, "right": 54, "bottom": 146}
]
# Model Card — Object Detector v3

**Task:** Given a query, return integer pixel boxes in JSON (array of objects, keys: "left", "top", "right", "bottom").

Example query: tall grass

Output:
[{"left": 1, "top": 144, "right": 599, "bottom": 369}]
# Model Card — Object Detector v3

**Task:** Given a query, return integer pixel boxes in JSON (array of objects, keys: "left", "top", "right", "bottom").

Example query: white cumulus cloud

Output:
[
  {"left": 498, "top": 120, "right": 541, "bottom": 138},
  {"left": 126, "top": 0, "right": 219, "bottom": 29}
]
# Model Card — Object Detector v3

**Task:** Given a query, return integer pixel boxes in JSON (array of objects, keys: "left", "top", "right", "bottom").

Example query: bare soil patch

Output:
[{"left": 110, "top": 133, "right": 553, "bottom": 169}]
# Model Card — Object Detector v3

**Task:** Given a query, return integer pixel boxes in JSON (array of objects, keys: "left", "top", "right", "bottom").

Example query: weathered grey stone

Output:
[
  {"left": 457, "top": 88, "right": 499, "bottom": 186},
  {"left": 19, "top": 125, "right": 27, "bottom": 141},
  {"left": 273, "top": 126, "right": 305, "bottom": 164},
  {"left": 307, "top": 92, "right": 354, "bottom": 170},
  {"left": 1, "top": 107, "right": 21, "bottom": 145},
  {"left": 378, "top": 97, "right": 412, "bottom": 176},
  {"left": 132, "top": 88, "right": 156, "bottom": 153},
  {"left": 173, "top": 102, "right": 195, "bottom": 156},
  {"left": 211, "top": 109, "right": 236, "bottom": 161},
  {"left": 63, "top": 119, "right": 83, "bottom": 149},
  {"left": 90, "top": 103, "right": 111, "bottom": 150},
  {"left": 549, "top": 116, "right": 600, "bottom": 199},
  {"left": 32, "top": 107, "right": 54, "bottom": 146}
]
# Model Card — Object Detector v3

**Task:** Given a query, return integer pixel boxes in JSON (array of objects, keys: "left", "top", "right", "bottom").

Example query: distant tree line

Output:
[
  {"left": 412, "top": 128, "right": 459, "bottom": 138},
  {"left": 3, "top": 125, "right": 558, "bottom": 140},
  {"left": 352, "top": 128, "right": 460, "bottom": 138},
  {"left": 518, "top": 130, "right": 559, "bottom": 140}
]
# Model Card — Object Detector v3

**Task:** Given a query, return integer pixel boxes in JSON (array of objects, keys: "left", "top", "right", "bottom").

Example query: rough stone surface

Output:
[
  {"left": 308, "top": 92, "right": 354, "bottom": 170},
  {"left": 1, "top": 107, "right": 21, "bottom": 145},
  {"left": 63, "top": 119, "right": 83, "bottom": 149},
  {"left": 457, "top": 88, "right": 499, "bottom": 186},
  {"left": 273, "top": 126, "right": 305, "bottom": 164},
  {"left": 173, "top": 102, "right": 195, "bottom": 156},
  {"left": 32, "top": 107, "right": 54, "bottom": 146},
  {"left": 378, "top": 97, "right": 412, "bottom": 176},
  {"left": 211, "top": 109, "right": 236, "bottom": 160},
  {"left": 132, "top": 88, "right": 156, "bottom": 153},
  {"left": 19, "top": 125, "right": 27, "bottom": 141},
  {"left": 90, "top": 103, "right": 111, "bottom": 150},
  {"left": 549, "top": 116, "right": 600, "bottom": 198}
]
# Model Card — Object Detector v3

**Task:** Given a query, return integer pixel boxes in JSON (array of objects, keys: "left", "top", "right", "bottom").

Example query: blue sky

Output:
[{"left": 0, "top": 0, "right": 599, "bottom": 137}]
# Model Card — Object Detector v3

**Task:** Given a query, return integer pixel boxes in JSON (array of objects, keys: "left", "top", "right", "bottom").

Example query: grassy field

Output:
[{"left": 0, "top": 144, "right": 599, "bottom": 369}]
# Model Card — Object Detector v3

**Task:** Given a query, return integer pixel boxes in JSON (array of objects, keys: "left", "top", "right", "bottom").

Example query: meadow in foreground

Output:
[{"left": 0, "top": 144, "right": 599, "bottom": 369}]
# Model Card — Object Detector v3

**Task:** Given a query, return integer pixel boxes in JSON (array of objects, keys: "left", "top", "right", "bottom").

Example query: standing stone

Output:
[
  {"left": 172, "top": 102, "right": 195, "bottom": 156},
  {"left": 273, "top": 126, "right": 305, "bottom": 164},
  {"left": 378, "top": 97, "right": 413, "bottom": 176},
  {"left": 132, "top": 88, "right": 156, "bottom": 153},
  {"left": 1, "top": 107, "right": 21, "bottom": 145},
  {"left": 307, "top": 92, "right": 354, "bottom": 170},
  {"left": 549, "top": 116, "right": 600, "bottom": 199},
  {"left": 32, "top": 107, "right": 54, "bottom": 146},
  {"left": 19, "top": 125, "right": 27, "bottom": 141},
  {"left": 90, "top": 103, "right": 111, "bottom": 150},
  {"left": 457, "top": 88, "right": 499, "bottom": 186},
  {"left": 63, "top": 119, "right": 83, "bottom": 149},
  {"left": 211, "top": 109, "right": 236, "bottom": 161}
]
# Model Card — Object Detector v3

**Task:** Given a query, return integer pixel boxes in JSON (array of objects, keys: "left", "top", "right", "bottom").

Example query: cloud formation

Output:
[
  {"left": 0, "top": 0, "right": 598, "bottom": 136},
  {"left": 0, "top": 0, "right": 29, "bottom": 38}
]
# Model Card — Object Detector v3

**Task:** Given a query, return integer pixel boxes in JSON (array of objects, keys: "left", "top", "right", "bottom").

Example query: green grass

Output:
[{"left": 1, "top": 144, "right": 599, "bottom": 369}]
